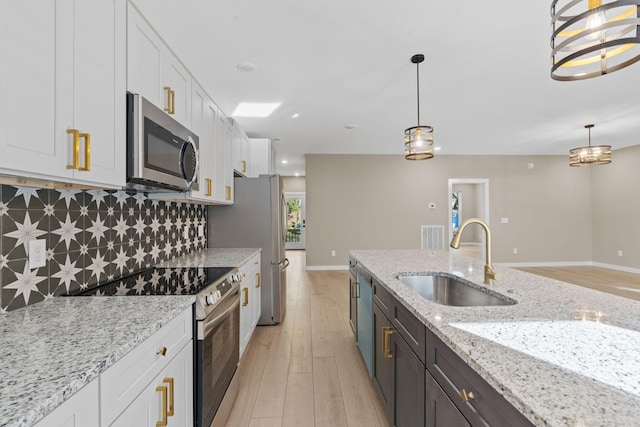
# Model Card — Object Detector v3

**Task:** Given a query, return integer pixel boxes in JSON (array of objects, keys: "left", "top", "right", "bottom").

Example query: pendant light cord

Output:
[{"left": 416, "top": 61, "right": 421, "bottom": 126}]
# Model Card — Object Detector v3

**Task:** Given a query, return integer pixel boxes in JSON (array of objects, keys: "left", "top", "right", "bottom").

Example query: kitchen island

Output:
[{"left": 350, "top": 249, "right": 640, "bottom": 427}]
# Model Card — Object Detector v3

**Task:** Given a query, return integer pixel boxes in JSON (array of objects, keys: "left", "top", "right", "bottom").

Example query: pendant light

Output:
[
  {"left": 551, "top": 1, "right": 640, "bottom": 81},
  {"left": 569, "top": 124, "right": 612, "bottom": 166},
  {"left": 404, "top": 54, "right": 435, "bottom": 160}
]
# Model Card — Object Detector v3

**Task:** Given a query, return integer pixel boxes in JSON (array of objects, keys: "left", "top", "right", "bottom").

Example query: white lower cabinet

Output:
[
  {"left": 33, "top": 380, "right": 99, "bottom": 427},
  {"left": 101, "top": 308, "right": 193, "bottom": 426},
  {"left": 239, "top": 253, "right": 261, "bottom": 358},
  {"left": 111, "top": 343, "right": 193, "bottom": 427}
]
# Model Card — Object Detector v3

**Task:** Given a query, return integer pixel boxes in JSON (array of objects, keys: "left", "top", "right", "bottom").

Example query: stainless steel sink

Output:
[{"left": 396, "top": 274, "right": 516, "bottom": 307}]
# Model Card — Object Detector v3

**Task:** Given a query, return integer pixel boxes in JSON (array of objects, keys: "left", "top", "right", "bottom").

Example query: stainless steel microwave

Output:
[{"left": 126, "top": 92, "right": 199, "bottom": 192}]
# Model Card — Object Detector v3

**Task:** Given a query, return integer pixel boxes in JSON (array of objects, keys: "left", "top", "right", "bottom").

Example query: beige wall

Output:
[
  {"left": 591, "top": 145, "right": 640, "bottom": 269},
  {"left": 306, "top": 154, "right": 594, "bottom": 267},
  {"left": 283, "top": 176, "right": 306, "bottom": 192}
]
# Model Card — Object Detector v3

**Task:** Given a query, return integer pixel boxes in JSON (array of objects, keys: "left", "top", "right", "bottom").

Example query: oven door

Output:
[{"left": 196, "top": 289, "right": 240, "bottom": 427}]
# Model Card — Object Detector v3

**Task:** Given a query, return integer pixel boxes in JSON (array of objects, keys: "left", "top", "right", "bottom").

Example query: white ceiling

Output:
[{"left": 133, "top": 0, "right": 640, "bottom": 176}]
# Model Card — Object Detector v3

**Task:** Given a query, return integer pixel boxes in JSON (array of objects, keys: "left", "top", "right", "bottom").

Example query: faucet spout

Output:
[{"left": 449, "top": 218, "right": 497, "bottom": 285}]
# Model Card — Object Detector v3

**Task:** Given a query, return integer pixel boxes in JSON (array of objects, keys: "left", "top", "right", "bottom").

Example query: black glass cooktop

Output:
[{"left": 70, "top": 266, "right": 235, "bottom": 297}]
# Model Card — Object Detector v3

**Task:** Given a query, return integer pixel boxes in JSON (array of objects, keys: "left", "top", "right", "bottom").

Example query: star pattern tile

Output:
[{"left": 0, "top": 186, "right": 208, "bottom": 312}]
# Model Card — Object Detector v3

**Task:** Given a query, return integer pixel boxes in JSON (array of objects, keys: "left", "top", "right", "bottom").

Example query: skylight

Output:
[{"left": 232, "top": 102, "right": 281, "bottom": 118}]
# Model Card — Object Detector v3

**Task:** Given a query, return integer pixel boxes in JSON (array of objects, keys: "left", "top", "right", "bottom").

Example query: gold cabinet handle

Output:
[
  {"left": 255, "top": 272, "right": 261, "bottom": 288},
  {"left": 242, "top": 287, "right": 249, "bottom": 306},
  {"left": 163, "top": 86, "right": 172, "bottom": 113},
  {"left": 156, "top": 385, "right": 168, "bottom": 427},
  {"left": 163, "top": 378, "right": 174, "bottom": 417},
  {"left": 460, "top": 389, "right": 475, "bottom": 402},
  {"left": 66, "top": 129, "right": 80, "bottom": 170},
  {"left": 382, "top": 326, "right": 394, "bottom": 359},
  {"left": 205, "top": 178, "right": 212, "bottom": 196},
  {"left": 78, "top": 132, "right": 91, "bottom": 171},
  {"left": 170, "top": 89, "right": 175, "bottom": 114},
  {"left": 226, "top": 185, "right": 231, "bottom": 200},
  {"left": 242, "top": 160, "right": 247, "bottom": 173},
  {"left": 156, "top": 346, "right": 167, "bottom": 356},
  {"left": 350, "top": 281, "right": 356, "bottom": 299}
]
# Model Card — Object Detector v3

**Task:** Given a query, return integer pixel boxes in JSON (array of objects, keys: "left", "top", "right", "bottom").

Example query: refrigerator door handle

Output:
[{"left": 272, "top": 257, "right": 289, "bottom": 270}]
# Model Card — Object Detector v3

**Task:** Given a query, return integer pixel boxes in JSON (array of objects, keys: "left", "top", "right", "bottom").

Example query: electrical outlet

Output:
[
  {"left": 501, "top": 218, "right": 509, "bottom": 224},
  {"left": 618, "top": 250, "right": 623, "bottom": 257},
  {"left": 198, "top": 224, "right": 204, "bottom": 237},
  {"left": 183, "top": 226, "right": 189, "bottom": 240},
  {"left": 29, "top": 239, "right": 47, "bottom": 269},
  {"left": 513, "top": 248, "right": 518, "bottom": 255},
  {"left": 331, "top": 250, "right": 336, "bottom": 257}
]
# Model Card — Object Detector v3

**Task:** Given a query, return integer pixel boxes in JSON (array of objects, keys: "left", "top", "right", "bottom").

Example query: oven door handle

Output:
[{"left": 201, "top": 293, "right": 239, "bottom": 339}]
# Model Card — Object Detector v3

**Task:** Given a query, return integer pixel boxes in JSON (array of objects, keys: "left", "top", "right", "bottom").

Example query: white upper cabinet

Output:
[
  {"left": 0, "top": 0, "right": 126, "bottom": 188},
  {"left": 128, "top": 4, "right": 191, "bottom": 128},
  {"left": 248, "top": 138, "right": 275, "bottom": 177},
  {"left": 232, "top": 122, "right": 250, "bottom": 176}
]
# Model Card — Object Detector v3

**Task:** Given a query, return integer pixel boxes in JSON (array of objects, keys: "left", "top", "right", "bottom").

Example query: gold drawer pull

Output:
[
  {"left": 156, "top": 385, "right": 168, "bottom": 426},
  {"left": 242, "top": 287, "right": 249, "bottom": 306},
  {"left": 382, "top": 326, "right": 394, "bottom": 359},
  {"left": 163, "top": 86, "right": 172, "bottom": 113},
  {"left": 242, "top": 160, "right": 247, "bottom": 173},
  {"left": 67, "top": 129, "right": 80, "bottom": 170},
  {"left": 205, "top": 178, "right": 212, "bottom": 196},
  {"left": 256, "top": 272, "right": 261, "bottom": 288},
  {"left": 163, "top": 377, "right": 175, "bottom": 417},
  {"left": 226, "top": 185, "right": 231, "bottom": 200},
  {"left": 156, "top": 346, "right": 167, "bottom": 356},
  {"left": 78, "top": 132, "right": 90, "bottom": 171},
  {"left": 460, "top": 389, "right": 475, "bottom": 402}
]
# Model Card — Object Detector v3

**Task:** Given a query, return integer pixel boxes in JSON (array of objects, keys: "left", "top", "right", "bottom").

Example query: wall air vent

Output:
[{"left": 421, "top": 225, "right": 445, "bottom": 250}]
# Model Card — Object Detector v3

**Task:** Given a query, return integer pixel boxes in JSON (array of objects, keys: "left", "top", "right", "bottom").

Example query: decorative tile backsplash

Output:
[{"left": 0, "top": 186, "right": 207, "bottom": 313}]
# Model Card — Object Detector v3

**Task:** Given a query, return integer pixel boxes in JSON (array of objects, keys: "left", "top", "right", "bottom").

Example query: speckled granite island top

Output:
[
  {"left": 157, "top": 247, "right": 261, "bottom": 268},
  {"left": 0, "top": 296, "right": 195, "bottom": 427},
  {"left": 349, "top": 249, "right": 640, "bottom": 427}
]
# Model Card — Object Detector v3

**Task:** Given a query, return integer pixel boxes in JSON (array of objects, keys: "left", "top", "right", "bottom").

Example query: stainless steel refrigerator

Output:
[{"left": 208, "top": 175, "right": 288, "bottom": 325}]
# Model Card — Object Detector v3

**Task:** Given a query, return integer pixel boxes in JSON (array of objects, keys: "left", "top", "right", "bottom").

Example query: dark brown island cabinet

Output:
[{"left": 352, "top": 266, "right": 534, "bottom": 427}]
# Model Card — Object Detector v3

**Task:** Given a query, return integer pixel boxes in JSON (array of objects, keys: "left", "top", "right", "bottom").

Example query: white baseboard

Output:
[
  {"left": 306, "top": 265, "right": 349, "bottom": 271},
  {"left": 499, "top": 260, "right": 640, "bottom": 275},
  {"left": 499, "top": 261, "right": 593, "bottom": 268},
  {"left": 592, "top": 262, "right": 640, "bottom": 275}
]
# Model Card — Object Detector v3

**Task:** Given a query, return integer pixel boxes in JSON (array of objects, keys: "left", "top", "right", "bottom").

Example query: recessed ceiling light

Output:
[
  {"left": 434, "top": 146, "right": 442, "bottom": 151},
  {"left": 292, "top": 113, "right": 300, "bottom": 119},
  {"left": 232, "top": 102, "right": 281, "bottom": 118},
  {"left": 236, "top": 62, "right": 257, "bottom": 73},
  {"left": 281, "top": 160, "right": 288, "bottom": 164},
  {"left": 294, "top": 173, "right": 300, "bottom": 176}
]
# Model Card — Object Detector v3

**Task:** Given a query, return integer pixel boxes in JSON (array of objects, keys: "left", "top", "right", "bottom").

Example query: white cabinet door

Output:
[
  {"left": 127, "top": 4, "right": 191, "bottom": 128},
  {"left": 232, "top": 124, "right": 250, "bottom": 175},
  {"left": 33, "top": 381, "right": 99, "bottom": 427},
  {"left": 164, "top": 55, "right": 191, "bottom": 127},
  {"left": 127, "top": 5, "right": 164, "bottom": 108},
  {"left": 239, "top": 253, "right": 261, "bottom": 358},
  {"left": 0, "top": 1, "right": 65, "bottom": 179},
  {"left": 64, "top": 0, "right": 126, "bottom": 187},
  {"left": 223, "top": 118, "right": 235, "bottom": 204},
  {"left": 248, "top": 138, "right": 274, "bottom": 177},
  {"left": 188, "top": 82, "right": 208, "bottom": 201},
  {"left": 0, "top": 0, "right": 124, "bottom": 187},
  {"left": 112, "top": 342, "right": 193, "bottom": 427}
]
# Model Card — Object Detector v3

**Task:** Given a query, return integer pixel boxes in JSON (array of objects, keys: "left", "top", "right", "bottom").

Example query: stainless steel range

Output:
[{"left": 70, "top": 265, "right": 242, "bottom": 427}]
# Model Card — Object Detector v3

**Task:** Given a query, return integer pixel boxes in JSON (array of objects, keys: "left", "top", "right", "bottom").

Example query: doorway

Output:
[
  {"left": 284, "top": 192, "right": 306, "bottom": 250},
  {"left": 447, "top": 179, "right": 489, "bottom": 259}
]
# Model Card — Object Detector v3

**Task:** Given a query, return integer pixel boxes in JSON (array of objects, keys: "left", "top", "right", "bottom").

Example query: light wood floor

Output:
[
  {"left": 226, "top": 250, "right": 390, "bottom": 427},
  {"left": 516, "top": 265, "right": 640, "bottom": 302}
]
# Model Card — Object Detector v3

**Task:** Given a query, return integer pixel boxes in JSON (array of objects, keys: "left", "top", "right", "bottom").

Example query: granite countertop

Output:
[
  {"left": 349, "top": 249, "right": 640, "bottom": 427},
  {"left": 0, "top": 296, "right": 195, "bottom": 427},
  {"left": 156, "top": 248, "right": 261, "bottom": 269},
  {"left": 0, "top": 248, "right": 260, "bottom": 427}
]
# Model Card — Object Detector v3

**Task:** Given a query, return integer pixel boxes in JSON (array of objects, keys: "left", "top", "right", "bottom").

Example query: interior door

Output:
[{"left": 284, "top": 192, "right": 306, "bottom": 250}]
